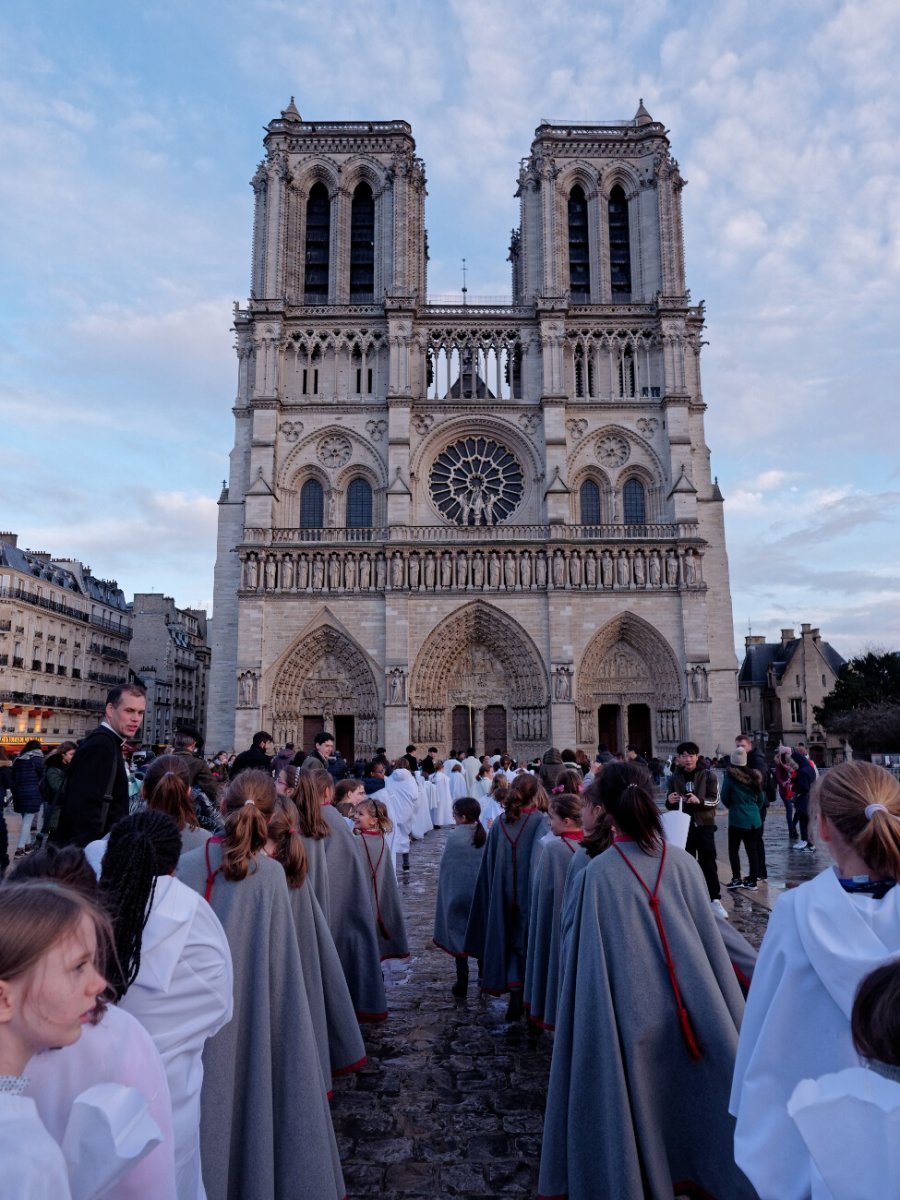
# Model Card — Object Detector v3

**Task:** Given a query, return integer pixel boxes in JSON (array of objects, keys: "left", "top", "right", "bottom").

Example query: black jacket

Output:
[
  {"left": 172, "top": 749, "right": 220, "bottom": 804},
  {"left": 230, "top": 745, "right": 274, "bottom": 778},
  {"left": 57, "top": 725, "right": 129, "bottom": 847},
  {"left": 11, "top": 750, "right": 44, "bottom": 815}
]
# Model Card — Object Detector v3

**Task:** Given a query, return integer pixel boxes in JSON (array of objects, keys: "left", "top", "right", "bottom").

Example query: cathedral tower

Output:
[{"left": 207, "top": 101, "right": 738, "bottom": 760}]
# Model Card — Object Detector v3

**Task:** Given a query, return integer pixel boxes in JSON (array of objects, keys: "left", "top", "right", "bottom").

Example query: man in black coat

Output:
[
  {"left": 230, "top": 730, "right": 275, "bottom": 778},
  {"left": 57, "top": 683, "right": 146, "bottom": 848}
]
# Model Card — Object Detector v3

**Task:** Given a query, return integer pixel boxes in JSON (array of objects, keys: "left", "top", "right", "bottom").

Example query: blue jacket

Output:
[{"left": 11, "top": 749, "right": 44, "bottom": 814}]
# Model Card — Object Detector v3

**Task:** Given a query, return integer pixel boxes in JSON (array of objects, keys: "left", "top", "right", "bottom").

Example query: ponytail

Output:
[
  {"left": 581, "top": 779, "right": 615, "bottom": 860},
  {"left": 549, "top": 791, "right": 584, "bottom": 825},
  {"left": 143, "top": 754, "right": 197, "bottom": 831},
  {"left": 815, "top": 761, "right": 900, "bottom": 880},
  {"left": 284, "top": 766, "right": 330, "bottom": 839},
  {"left": 597, "top": 762, "right": 662, "bottom": 853},
  {"left": 452, "top": 797, "right": 486, "bottom": 848},
  {"left": 504, "top": 773, "right": 548, "bottom": 822},
  {"left": 221, "top": 769, "right": 274, "bottom": 881},
  {"left": 267, "top": 795, "right": 308, "bottom": 888}
]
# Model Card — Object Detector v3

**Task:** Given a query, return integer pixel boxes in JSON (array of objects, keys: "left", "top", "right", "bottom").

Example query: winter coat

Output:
[
  {"left": 11, "top": 748, "right": 44, "bottom": 814},
  {"left": 538, "top": 748, "right": 565, "bottom": 792},
  {"left": 721, "top": 766, "right": 764, "bottom": 830},
  {"left": 229, "top": 744, "right": 274, "bottom": 778}
]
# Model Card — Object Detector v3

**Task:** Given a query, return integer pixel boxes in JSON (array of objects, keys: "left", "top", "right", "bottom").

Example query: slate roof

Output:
[{"left": 739, "top": 637, "right": 845, "bottom": 686}]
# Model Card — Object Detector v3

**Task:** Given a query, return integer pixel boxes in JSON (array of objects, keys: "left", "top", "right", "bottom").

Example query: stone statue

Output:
[
  {"left": 328, "top": 555, "right": 342, "bottom": 590},
  {"left": 265, "top": 557, "right": 277, "bottom": 591},
  {"left": 535, "top": 552, "right": 548, "bottom": 589},
  {"left": 690, "top": 665, "right": 708, "bottom": 701},
  {"left": 245, "top": 555, "right": 259, "bottom": 589},
  {"left": 281, "top": 556, "right": 294, "bottom": 590},
  {"left": 552, "top": 551, "right": 566, "bottom": 588},
  {"left": 359, "top": 554, "right": 371, "bottom": 590},
  {"left": 344, "top": 554, "right": 357, "bottom": 591},
  {"left": 424, "top": 554, "right": 436, "bottom": 589},
  {"left": 488, "top": 551, "right": 501, "bottom": 589},
  {"left": 298, "top": 554, "right": 309, "bottom": 589},
  {"left": 472, "top": 553, "right": 484, "bottom": 589},
  {"left": 389, "top": 668, "right": 406, "bottom": 705},
  {"left": 312, "top": 555, "right": 325, "bottom": 590},
  {"left": 666, "top": 550, "right": 678, "bottom": 586},
  {"left": 456, "top": 552, "right": 468, "bottom": 588},
  {"left": 375, "top": 554, "right": 387, "bottom": 591},
  {"left": 633, "top": 553, "right": 646, "bottom": 587},
  {"left": 391, "top": 553, "right": 405, "bottom": 589},
  {"left": 504, "top": 551, "right": 517, "bottom": 590},
  {"left": 408, "top": 554, "right": 420, "bottom": 590},
  {"left": 601, "top": 550, "right": 613, "bottom": 588},
  {"left": 685, "top": 550, "right": 697, "bottom": 586},
  {"left": 554, "top": 665, "right": 572, "bottom": 701},
  {"left": 568, "top": 552, "right": 582, "bottom": 588},
  {"left": 520, "top": 552, "right": 532, "bottom": 588},
  {"left": 585, "top": 552, "right": 597, "bottom": 588},
  {"left": 649, "top": 552, "right": 661, "bottom": 587},
  {"left": 239, "top": 672, "right": 257, "bottom": 707},
  {"left": 616, "top": 552, "right": 630, "bottom": 587},
  {"left": 440, "top": 552, "right": 453, "bottom": 589}
]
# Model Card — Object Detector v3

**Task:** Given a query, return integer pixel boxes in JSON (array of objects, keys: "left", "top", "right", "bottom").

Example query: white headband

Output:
[{"left": 865, "top": 803, "right": 889, "bottom": 819}]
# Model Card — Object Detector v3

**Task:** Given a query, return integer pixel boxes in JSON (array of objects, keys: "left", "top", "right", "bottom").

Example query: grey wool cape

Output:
[
  {"left": 433, "top": 823, "right": 485, "bottom": 957},
  {"left": 523, "top": 833, "right": 583, "bottom": 1030},
  {"left": 177, "top": 842, "right": 345, "bottom": 1200},
  {"left": 537, "top": 841, "right": 756, "bottom": 1200},
  {"left": 464, "top": 807, "right": 549, "bottom": 994},
  {"left": 286, "top": 876, "right": 367, "bottom": 1083},
  {"left": 320, "top": 803, "right": 388, "bottom": 1021},
  {"left": 356, "top": 829, "right": 410, "bottom": 960}
]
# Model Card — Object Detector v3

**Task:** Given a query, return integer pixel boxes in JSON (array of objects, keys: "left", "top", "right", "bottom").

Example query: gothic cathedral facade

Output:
[{"left": 208, "top": 99, "right": 739, "bottom": 761}]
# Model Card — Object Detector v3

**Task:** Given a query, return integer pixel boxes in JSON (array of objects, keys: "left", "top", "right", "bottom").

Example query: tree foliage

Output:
[{"left": 815, "top": 651, "right": 900, "bottom": 754}]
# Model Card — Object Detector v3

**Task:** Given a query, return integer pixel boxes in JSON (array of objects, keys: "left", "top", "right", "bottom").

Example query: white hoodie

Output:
[
  {"left": 730, "top": 866, "right": 900, "bottom": 1200},
  {"left": 383, "top": 769, "right": 417, "bottom": 857}
]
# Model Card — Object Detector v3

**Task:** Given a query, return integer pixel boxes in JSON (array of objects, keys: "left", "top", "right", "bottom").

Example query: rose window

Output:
[
  {"left": 596, "top": 434, "right": 630, "bottom": 468},
  {"left": 429, "top": 437, "right": 524, "bottom": 525}
]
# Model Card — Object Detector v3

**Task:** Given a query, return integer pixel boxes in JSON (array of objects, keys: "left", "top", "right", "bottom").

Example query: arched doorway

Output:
[
  {"left": 270, "top": 624, "right": 379, "bottom": 761},
  {"left": 576, "top": 612, "right": 683, "bottom": 757},
  {"left": 409, "top": 602, "right": 549, "bottom": 757}
]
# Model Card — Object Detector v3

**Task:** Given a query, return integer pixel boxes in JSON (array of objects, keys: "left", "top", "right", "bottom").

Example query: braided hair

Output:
[{"left": 100, "top": 809, "right": 182, "bottom": 1000}]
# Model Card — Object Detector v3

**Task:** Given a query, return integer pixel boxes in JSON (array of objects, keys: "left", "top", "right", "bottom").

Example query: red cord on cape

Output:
[
  {"left": 203, "top": 836, "right": 225, "bottom": 903},
  {"left": 613, "top": 840, "right": 703, "bottom": 1061},
  {"left": 360, "top": 831, "right": 391, "bottom": 941}
]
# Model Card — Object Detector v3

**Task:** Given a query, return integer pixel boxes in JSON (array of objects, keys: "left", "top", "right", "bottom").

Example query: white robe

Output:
[
  {"left": 383, "top": 769, "right": 417, "bottom": 859},
  {"left": 730, "top": 866, "right": 900, "bottom": 1200},
  {"left": 429, "top": 772, "right": 454, "bottom": 826},
  {"left": 478, "top": 795, "right": 502, "bottom": 831},
  {"left": 118, "top": 875, "right": 233, "bottom": 1200},
  {"left": 0, "top": 1094, "right": 72, "bottom": 1200},
  {"left": 462, "top": 755, "right": 480, "bottom": 794},
  {"left": 410, "top": 774, "right": 434, "bottom": 840},
  {"left": 27, "top": 1004, "right": 176, "bottom": 1199},
  {"left": 448, "top": 769, "right": 468, "bottom": 802}
]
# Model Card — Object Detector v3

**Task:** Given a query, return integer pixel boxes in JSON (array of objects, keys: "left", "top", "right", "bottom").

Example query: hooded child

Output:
[{"left": 433, "top": 797, "right": 487, "bottom": 997}]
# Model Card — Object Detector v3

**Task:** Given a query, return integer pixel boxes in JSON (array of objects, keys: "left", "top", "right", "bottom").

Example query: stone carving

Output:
[
  {"left": 244, "top": 555, "right": 259, "bottom": 590},
  {"left": 633, "top": 553, "right": 646, "bottom": 587},
  {"left": 365, "top": 419, "right": 387, "bottom": 441},
  {"left": 552, "top": 551, "right": 566, "bottom": 588},
  {"left": 388, "top": 667, "right": 407, "bottom": 705},
  {"left": 649, "top": 551, "right": 661, "bottom": 587},
  {"left": 576, "top": 613, "right": 683, "bottom": 725},
  {"left": 390, "top": 552, "right": 405, "bottom": 589},
  {"left": 317, "top": 433, "right": 352, "bottom": 469},
  {"left": 616, "top": 551, "right": 630, "bottom": 587},
  {"left": 282, "top": 556, "right": 294, "bottom": 589},
  {"left": 440, "top": 552, "right": 453, "bottom": 588},
  {"left": 568, "top": 552, "right": 582, "bottom": 588},
  {"left": 518, "top": 413, "right": 541, "bottom": 435},
  {"left": 504, "top": 551, "right": 517, "bottom": 590},
  {"left": 281, "top": 420, "right": 304, "bottom": 442},
  {"left": 344, "top": 555, "right": 357, "bottom": 591},
  {"left": 265, "top": 557, "right": 277, "bottom": 590},
  {"left": 585, "top": 552, "right": 597, "bottom": 588},
  {"left": 520, "top": 551, "right": 532, "bottom": 588},
  {"left": 535, "top": 552, "right": 548, "bottom": 589},
  {"left": 375, "top": 554, "right": 387, "bottom": 590},
  {"left": 408, "top": 554, "right": 420, "bottom": 590},
  {"left": 596, "top": 434, "right": 630, "bottom": 468},
  {"left": 488, "top": 551, "right": 501, "bottom": 589},
  {"left": 636, "top": 418, "right": 659, "bottom": 435},
  {"left": 456, "top": 551, "right": 468, "bottom": 588},
  {"left": 328, "top": 555, "right": 342, "bottom": 590},
  {"left": 359, "top": 555, "right": 371, "bottom": 590},
  {"left": 601, "top": 550, "right": 613, "bottom": 587},
  {"left": 566, "top": 418, "right": 587, "bottom": 441},
  {"left": 424, "top": 554, "right": 436, "bottom": 589},
  {"left": 298, "top": 554, "right": 309, "bottom": 589},
  {"left": 472, "top": 552, "right": 484, "bottom": 589},
  {"left": 430, "top": 436, "right": 524, "bottom": 526},
  {"left": 666, "top": 550, "right": 679, "bottom": 586},
  {"left": 412, "top": 413, "right": 434, "bottom": 435},
  {"left": 237, "top": 670, "right": 258, "bottom": 708},
  {"left": 312, "top": 555, "right": 325, "bottom": 590},
  {"left": 553, "top": 664, "right": 573, "bottom": 701},
  {"left": 689, "top": 664, "right": 709, "bottom": 701},
  {"left": 684, "top": 549, "right": 698, "bottom": 585}
]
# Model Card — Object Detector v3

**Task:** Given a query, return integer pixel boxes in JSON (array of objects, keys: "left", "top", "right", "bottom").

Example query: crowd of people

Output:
[{"left": 2, "top": 681, "right": 900, "bottom": 1199}]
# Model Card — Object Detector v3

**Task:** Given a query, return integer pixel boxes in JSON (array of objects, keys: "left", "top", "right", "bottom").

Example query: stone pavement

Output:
[{"left": 330, "top": 825, "right": 553, "bottom": 1198}]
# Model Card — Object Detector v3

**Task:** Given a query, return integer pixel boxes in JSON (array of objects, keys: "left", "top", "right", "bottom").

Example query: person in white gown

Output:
[{"left": 383, "top": 766, "right": 417, "bottom": 873}]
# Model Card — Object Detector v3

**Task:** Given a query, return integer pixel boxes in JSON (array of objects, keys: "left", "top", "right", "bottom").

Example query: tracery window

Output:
[
  {"left": 305, "top": 183, "right": 330, "bottom": 301},
  {"left": 568, "top": 185, "right": 590, "bottom": 299},
  {"left": 300, "top": 479, "right": 324, "bottom": 529},
  {"left": 618, "top": 346, "right": 635, "bottom": 396},
  {"left": 346, "top": 478, "right": 373, "bottom": 528},
  {"left": 349, "top": 183, "right": 375, "bottom": 302},
  {"left": 608, "top": 184, "right": 632, "bottom": 297},
  {"left": 429, "top": 437, "right": 524, "bottom": 526},
  {"left": 622, "top": 478, "right": 646, "bottom": 525},
  {"left": 580, "top": 480, "right": 601, "bottom": 525}
]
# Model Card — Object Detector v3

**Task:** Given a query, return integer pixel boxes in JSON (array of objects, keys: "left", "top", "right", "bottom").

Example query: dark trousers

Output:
[
  {"left": 685, "top": 823, "right": 720, "bottom": 901},
  {"left": 796, "top": 800, "right": 811, "bottom": 844},
  {"left": 784, "top": 795, "right": 797, "bottom": 837},
  {"left": 756, "top": 804, "right": 768, "bottom": 877},
  {"left": 728, "top": 826, "right": 760, "bottom": 882}
]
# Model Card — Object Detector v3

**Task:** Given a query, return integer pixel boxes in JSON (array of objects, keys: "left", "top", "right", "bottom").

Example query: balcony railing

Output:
[
  {"left": 0, "top": 584, "right": 88, "bottom": 623},
  {"left": 89, "top": 614, "right": 132, "bottom": 639},
  {"left": 266, "top": 522, "right": 698, "bottom": 547}
]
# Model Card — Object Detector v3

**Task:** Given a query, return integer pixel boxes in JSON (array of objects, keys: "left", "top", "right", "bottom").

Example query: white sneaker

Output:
[
  {"left": 793, "top": 840, "right": 807, "bottom": 849},
  {"left": 711, "top": 898, "right": 728, "bottom": 920}
]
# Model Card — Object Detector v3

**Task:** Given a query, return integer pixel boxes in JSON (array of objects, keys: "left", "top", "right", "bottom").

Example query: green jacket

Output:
[{"left": 721, "top": 768, "right": 764, "bottom": 830}]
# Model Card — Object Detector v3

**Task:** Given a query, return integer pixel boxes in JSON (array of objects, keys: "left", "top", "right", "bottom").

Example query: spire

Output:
[
  {"left": 711, "top": 476, "right": 724, "bottom": 501},
  {"left": 634, "top": 98, "right": 653, "bottom": 126},
  {"left": 281, "top": 96, "right": 302, "bottom": 123}
]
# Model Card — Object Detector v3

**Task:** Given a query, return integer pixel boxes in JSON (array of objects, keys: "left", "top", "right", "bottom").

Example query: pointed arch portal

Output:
[
  {"left": 409, "top": 603, "right": 549, "bottom": 753},
  {"left": 270, "top": 624, "right": 379, "bottom": 759}
]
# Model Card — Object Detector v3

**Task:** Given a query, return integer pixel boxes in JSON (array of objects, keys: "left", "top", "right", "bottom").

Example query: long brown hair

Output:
[
  {"left": 221, "top": 769, "right": 274, "bottom": 881},
  {"left": 596, "top": 761, "right": 662, "bottom": 854},
  {"left": 0, "top": 882, "right": 111, "bottom": 997},
  {"left": 549, "top": 791, "right": 584, "bottom": 825},
  {"left": 355, "top": 796, "right": 393, "bottom": 834},
  {"left": 581, "top": 778, "right": 616, "bottom": 859},
  {"left": 43, "top": 740, "right": 77, "bottom": 771},
  {"left": 504, "top": 773, "right": 548, "bottom": 822},
  {"left": 267, "top": 794, "right": 308, "bottom": 888},
  {"left": 453, "top": 797, "right": 486, "bottom": 848},
  {"left": 281, "top": 765, "right": 330, "bottom": 839},
  {"left": 814, "top": 761, "right": 900, "bottom": 879},
  {"left": 143, "top": 753, "right": 197, "bottom": 831}
]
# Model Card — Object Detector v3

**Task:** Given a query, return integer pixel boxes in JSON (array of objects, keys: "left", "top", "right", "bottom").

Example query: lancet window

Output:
[
  {"left": 622, "top": 478, "right": 646, "bottom": 525},
  {"left": 346, "top": 478, "right": 373, "bottom": 528},
  {"left": 300, "top": 479, "right": 325, "bottom": 529},
  {"left": 304, "top": 183, "right": 331, "bottom": 302},
  {"left": 580, "top": 479, "right": 602, "bottom": 525},
  {"left": 608, "top": 185, "right": 632, "bottom": 297},
  {"left": 568, "top": 185, "right": 590, "bottom": 300},
  {"left": 349, "top": 183, "right": 375, "bottom": 302},
  {"left": 425, "top": 329, "right": 523, "bottom": 402}
]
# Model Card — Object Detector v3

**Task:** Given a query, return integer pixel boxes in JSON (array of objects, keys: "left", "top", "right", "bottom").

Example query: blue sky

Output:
[{"left": 1, "top": 0, "right": 898, "bottom": 661}]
